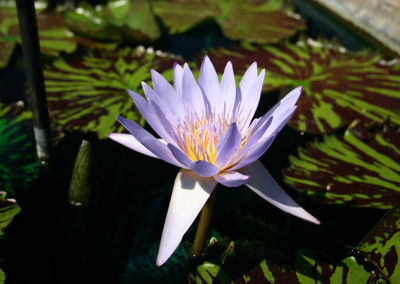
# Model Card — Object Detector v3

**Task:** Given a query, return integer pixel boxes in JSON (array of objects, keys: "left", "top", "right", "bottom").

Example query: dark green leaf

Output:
[
  {"left": 0, "top": 268, "right": 4, "bottom": 284},
  {"left": 44, "top": 47, "right": 182, "bottom": 138},
  {"left": 61, "top": 0, "right": 160, "bottom": 42},
  {"left": 358, "top": 205, "right": 400, "bottom": 282},
  {"left": 0, "top": 191, "right": 21, "bottom": 238},
  {"left": 189, "top": 245, "right": 373, "bottom": 283},
  {"left": 0, "top": 102, "right": 39, "bottom": 195},
  {"left": 152, "top": 0, "right": 305, "bottom": 44},
  {"left": 283, "top": 124, "right": 400, "bottom": 209},
  {"left": 207, "top": 38, "right": 400, "bottom": 133}
]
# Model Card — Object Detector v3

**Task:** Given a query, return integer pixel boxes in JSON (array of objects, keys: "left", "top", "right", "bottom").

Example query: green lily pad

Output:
[
  {"left": 60, "top": 0, "right": 160, "bottom": 42},
  {"left": 0, "top": 268, "right": 4, "bottom": 284},
  {"left": 0, "top": 5, "right": 116, "bottom": 64},
  {"left": 207, "top": 38, "right": 400, "bottom": 133},
  {"left": 189, "top": 244, "right": 373, "bottom": 283},
  {"left": 152, "top": 0, "right": 305, "bottom": 44},
  {"left": 44, "top": 46, "right": 181, "bottom": 138},
  {"left": 283, "top": 124, "right": 400, "bottom": 209},
  {"left": 358, "top": 204, "right": 400, "bottom": 282},
  {"left": 0, "top": 102, "right": 39, "bottom": 195},
  {"left": 0, "top": 191, "right": 21, "bottom": 238}
]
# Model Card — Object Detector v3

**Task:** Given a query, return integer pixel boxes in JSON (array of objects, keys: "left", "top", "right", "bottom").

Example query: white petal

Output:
[
  {"left": 239, "top": 160, "right": 320, "bottom": 225},
  {"left": 156, "top": 169, "right": 217, "bottom": 266}
]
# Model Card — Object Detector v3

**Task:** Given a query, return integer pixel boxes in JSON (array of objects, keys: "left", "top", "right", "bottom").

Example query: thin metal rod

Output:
[{"left": 16, "top": 0, "right": 53, "bottom": 165}]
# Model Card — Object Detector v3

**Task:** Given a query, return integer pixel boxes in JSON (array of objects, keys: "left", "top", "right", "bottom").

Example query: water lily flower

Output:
[{"left": 109, "top": 56, "right": 320, "bottom": 266}]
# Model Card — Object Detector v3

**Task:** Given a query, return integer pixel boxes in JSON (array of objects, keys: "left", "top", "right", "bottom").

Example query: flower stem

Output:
[
  {"left": 192, "top": 188, "right": 217, "bottom": 258},
  {"left": 179, "top": 189, "right": 217, "bottom": 283}
]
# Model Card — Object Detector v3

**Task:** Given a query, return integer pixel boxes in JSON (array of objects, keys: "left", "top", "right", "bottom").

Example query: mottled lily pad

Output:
[
  {"left": 358, "top": 204, "right": 400, "bottom": 282},
  {"left": 0, "top": 191, "right": 20, "bottom": 284},
  {"left": 283, "top": 124, "right": 400, "bottom": 209},
  {"left": 44, "top": 46, "right": 181, "bottom": 138},
  {"left": 0, "top": 102, "right": 39, "bottom": 195},
  {"left": 152, "top": 0, "right": 305, "bottom": 44},
  {"left": 0, "top": 5, "right": 116, "bottom": 64},
  {"left": 207, "top": 38, "right": 400, "bottom": 133},
  {"left": 189, "top": 245, "right": 373, "bottom": 283},
  {"left": 60, "top": 0, "right": 160, "bottom": 42},
  {"left": 0, "top": 191, "right": 21, "bottom": 238}
]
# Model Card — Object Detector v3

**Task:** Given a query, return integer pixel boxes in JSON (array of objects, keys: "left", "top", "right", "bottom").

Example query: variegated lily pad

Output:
[
  {"left": 0, "top": 191, "right": 21, "bottom": 238},
  {"left": 44, "top": 47, "right": 181, "bottom": 138},
  {"left": 207, "top": 38, "right": 400, "bottom": 133},
  {"left": 189, "top": 247, "right": 373, "bottom": 283},
  {"left": 0, "top": 102, "right": 39, "bottom": 195},
  {"left": 358, "top": 204, "right": 400, "bottom": 282},
  {"left": 0, "top": 191, "right": 20, "bottom": 284},
  {"left": 283, "top": 124, "right": 400, "bottom": 209},
  {"left": 0, "top": 5, "right": 116, "bottom": 64},
  {"left": 60, "top": 0, "right": 160, "bottom": 42},
  {"left": 151, "top": 0, "right": 305, "bottom": 44}
]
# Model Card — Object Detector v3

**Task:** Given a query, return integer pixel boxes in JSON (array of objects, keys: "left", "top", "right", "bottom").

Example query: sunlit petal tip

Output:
[
  {"left": 239, "top": 160, "right": 320, "bottom": 225},
  {"left": 156, "top": 169, "right": 217, "bottom": 266}
]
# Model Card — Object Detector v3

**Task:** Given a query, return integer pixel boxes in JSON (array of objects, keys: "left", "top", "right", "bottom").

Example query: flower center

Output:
[{"left": 176, "top": 111, "right": 231, "bottom": 164}]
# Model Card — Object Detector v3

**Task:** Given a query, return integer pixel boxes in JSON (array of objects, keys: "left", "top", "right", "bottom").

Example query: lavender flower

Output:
[{"left": 109, "top": 56, "right": 320, "bottom": 266}]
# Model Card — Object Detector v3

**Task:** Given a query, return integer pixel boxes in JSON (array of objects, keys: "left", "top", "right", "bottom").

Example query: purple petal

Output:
[
  {"left": 198, "top": 56, "right": 219, "bottom": 106},
  {"left": 255, "top": 86, "right": 302, "bottom": 135},
  {"left": 232, "top": 116, "right": 273, "bottom": 166},
  {"left": 215, "top": 61, "right": 236, "bottom": 113},
  {"left": 239, "top": 160, "right": 320, "bottom": 224},
  {"left": 189, "top": 160, "right": 219, "bottom": 177},
  {"left": 149, "top": 101, "right": 180, "bottom": 145},
  {"left": 167, "top": 143, "right": 192, "bottom": 168},
  {"left": 117, "top": 116, "right": 184, "bottom": 168},
  {"left": 259, "top": 106, "right": 297, "bottom": 141},
  {"left": 182, "top": 63, "right": 205, "bottom": 115},
  {"left": 142, "top": 82, "right": 177, "bottom": 123},
  {"left": 127, "top": 89, "right": 174, "bottom": 144},
  {"left": 214, "top": 122, "right": 241, "bottom": 168},
  {"left": 108, "top": 133, "right": 158, "bottom": 158},
  {"left": 230, "top": 135, "right": 276, "bottom": 171},
  {"left": 151, "top": 69, "right": 185, "bottom": 116},
  {"left": 214, "top": 171, "right": 249, "bottom": 187},
  {"left": 173, "top": 62, "right": 184, "bottom": 97},
  {"left": 156, "top": 169, "right": 217, "bottom": 266},
  {"left": 240, "top": 69, "right": 265, "bottom": 128},
  {"left": 239, "top": 62, "right": 257, "bottom": 99}
]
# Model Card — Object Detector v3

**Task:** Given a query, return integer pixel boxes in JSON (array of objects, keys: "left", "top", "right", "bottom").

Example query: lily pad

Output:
[
  {"left": 0, "top": 5, "right": 116, "bottom": 64},
  {"left": 283, "top": 124, "right": 400, "bottom": 209},
  {"left": 44, "top": 46, "right": 182, "bottom": 138},
  {"left": 152, "top": 0, "right": 305, "bottom": 44},
  {"left": 0, "top": 102, "right": 39, "bottom": 195},
  {"left": 189, "top": 245, "right": 373, "bottom": 283},
  {"left": 358, "top": 204, "right": 400, "bottom": 282},
  {"left": 0, "top": 191, "right": 21, "bottom": 238},
  {"left": 207, "top": 38, "right": 400, "bottom": 133},
  {"left": 60, "top": 0, "right": 160, "bottom": 43}
]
